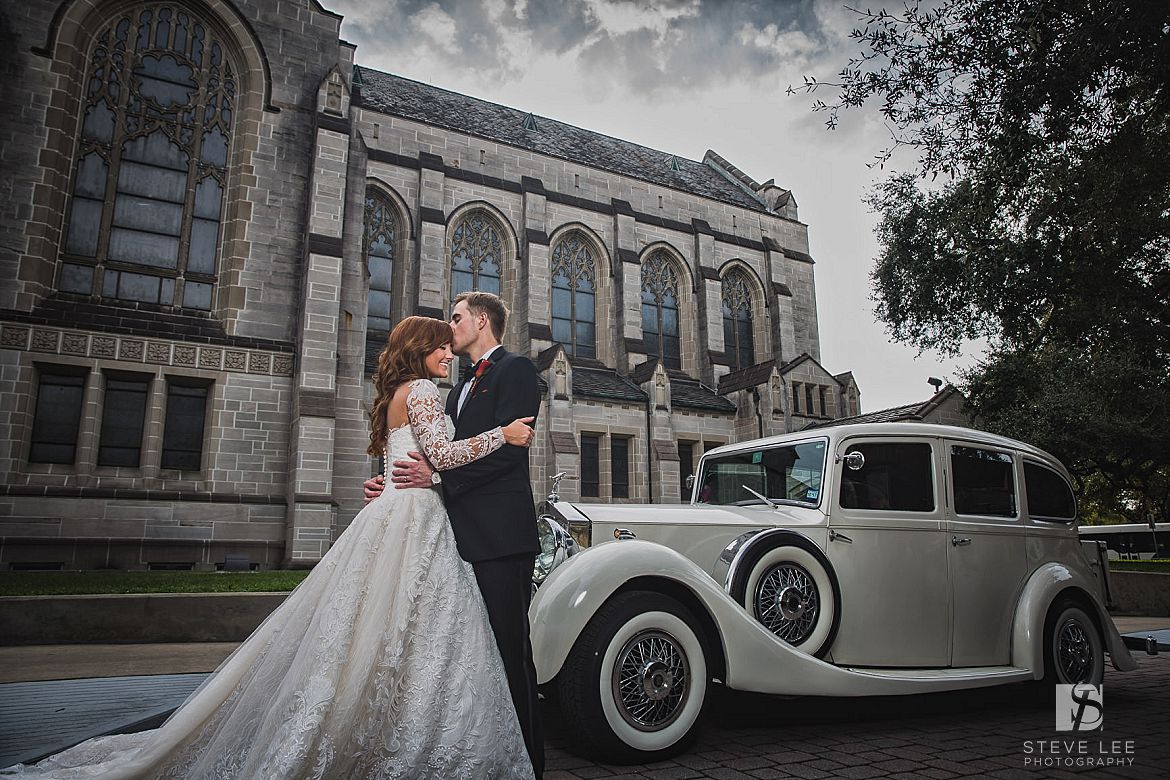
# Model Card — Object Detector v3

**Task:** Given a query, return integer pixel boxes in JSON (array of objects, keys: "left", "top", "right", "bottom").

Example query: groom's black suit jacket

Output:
[{"left": 443, "top": 347, "right": 542, "bottom": 563}]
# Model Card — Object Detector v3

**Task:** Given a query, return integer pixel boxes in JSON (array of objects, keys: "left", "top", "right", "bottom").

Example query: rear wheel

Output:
[
  {"left": 557, "top": 591, "right": 708, "bottom": 763},
  {"left": 1041, "top": 599, "right": 1104, "bottom": 685}
]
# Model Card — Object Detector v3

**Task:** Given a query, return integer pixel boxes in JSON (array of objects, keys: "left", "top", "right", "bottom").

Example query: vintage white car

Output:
[{"left": 529, "top": 422, "right": 1136, "bottom": 762}]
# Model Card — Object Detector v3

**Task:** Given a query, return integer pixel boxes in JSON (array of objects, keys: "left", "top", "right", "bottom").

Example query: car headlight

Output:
[{"left": 532, "top": 514, "right": 578, "bottom": 586}]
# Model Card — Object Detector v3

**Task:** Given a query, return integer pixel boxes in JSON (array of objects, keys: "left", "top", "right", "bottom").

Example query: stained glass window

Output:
[
  {"left": 450, "top": 213, "right": 502, "bottom": 301},
  {"left": 640, "top": 250, "right": 681, "bottom": 370},
  {"left": 364, "top": 191, "right": 396, "bottom": 336},
  {"left": 550, "top": 233, "right": 596, "bottom": 358},
  {"left": 60, "top": 5, "right": 236, "bottom": 310},
  {"left": 721, "top": 271, "right": 755, "bottom": 370}
]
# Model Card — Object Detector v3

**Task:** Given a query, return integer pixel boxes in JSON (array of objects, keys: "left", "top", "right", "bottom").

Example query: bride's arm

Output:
[{"left": 406, "top": 379, "right": 505, "bottom": 470}]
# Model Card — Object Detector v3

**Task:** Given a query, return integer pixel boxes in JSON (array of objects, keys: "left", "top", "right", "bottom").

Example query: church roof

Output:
[
  {"left": 804, "top": 386, "right": 962, "bottom": 429},
  {"left": 671, "top": 379, "right": 737, "bottom": 412},
  {"left": 354, "top": 67, "right": 772, "bottom": 214},
  {"left": 572, "top": 366, "right": 649, "bottom": 403}
]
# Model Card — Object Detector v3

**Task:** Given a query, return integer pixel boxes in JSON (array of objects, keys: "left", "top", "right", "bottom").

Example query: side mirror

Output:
[
  {"left": 842, "top": 451, "right": 865, "bottom": 471},
  {"left": 685, "top": 474, "right": 696, "bottom": 489}
]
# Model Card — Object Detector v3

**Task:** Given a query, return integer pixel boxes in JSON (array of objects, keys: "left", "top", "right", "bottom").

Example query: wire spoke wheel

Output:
[
  {"left": 754, "top": 562, "right": 820, "bottom": 644},
  {"left": 612, "top": 629, "right": 690, "bottom": 731}
]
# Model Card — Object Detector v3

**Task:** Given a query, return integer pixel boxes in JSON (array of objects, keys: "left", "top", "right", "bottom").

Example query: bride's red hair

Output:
[{"left": 368, "top": 316, "right": 453, "bottom": 456}]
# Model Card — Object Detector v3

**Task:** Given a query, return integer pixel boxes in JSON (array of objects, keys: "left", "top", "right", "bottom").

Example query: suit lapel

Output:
[{"left": 460, "top": 348, "right": 507, "bottom": 420}]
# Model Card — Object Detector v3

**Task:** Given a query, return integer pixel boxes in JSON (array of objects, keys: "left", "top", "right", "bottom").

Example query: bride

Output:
[{"left": 6, "top": 316, "right": 537, "bottom": 779}]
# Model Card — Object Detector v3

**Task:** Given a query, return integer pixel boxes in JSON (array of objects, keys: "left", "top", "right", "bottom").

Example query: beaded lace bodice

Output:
[{"left": 384, "top": 379, "right": 504, "bottom": 469}]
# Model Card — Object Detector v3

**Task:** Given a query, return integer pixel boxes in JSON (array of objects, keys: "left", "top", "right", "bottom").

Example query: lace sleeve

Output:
[{"left": 406, "top": 380, "right": 505, "bottom": 470}]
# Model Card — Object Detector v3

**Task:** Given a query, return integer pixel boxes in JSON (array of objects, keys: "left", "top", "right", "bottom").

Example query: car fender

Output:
[
  {"left": 1011, "top": 562, "right": 1137, "bottom": 676},
  {"left": 531, "top": 538, "right": 1050, "bottom": 696}
]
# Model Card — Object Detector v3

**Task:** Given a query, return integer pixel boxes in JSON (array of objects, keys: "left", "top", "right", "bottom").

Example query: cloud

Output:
[{"left": 331, "top": 0, "right": 854, "bottom": 95}]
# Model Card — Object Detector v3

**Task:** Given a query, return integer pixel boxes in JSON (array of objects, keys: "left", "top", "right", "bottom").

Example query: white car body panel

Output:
[
  {"left": 531, "top": 539, "right": 1040, "bottom": 696},
  {"left": 530, "top": 422, "right": 1136, "bottom": 702}
]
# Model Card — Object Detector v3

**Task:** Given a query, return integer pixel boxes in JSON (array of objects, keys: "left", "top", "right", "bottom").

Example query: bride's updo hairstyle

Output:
[{"left": 368, "top": 316, "right": 453, "bottom": 455}]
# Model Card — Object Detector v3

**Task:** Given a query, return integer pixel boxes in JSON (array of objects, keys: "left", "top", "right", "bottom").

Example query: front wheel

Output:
[
  {"left": 1042, "top": 600, "right": 1104, "bottom": 685},
  {"left": 557, "top": 591, "right": 708, "bottom": 763}
]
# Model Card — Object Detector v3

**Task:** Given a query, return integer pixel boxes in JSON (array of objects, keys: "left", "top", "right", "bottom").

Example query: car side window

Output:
[
  {"left": 951, "top": 446, "right": 1016, "bottom": 517},
  {"left": 1024, "top": 462, "right": 1076, "bottom": 522},
  {"left": 838, "top": 442, "right": 935, "bottom": 511}
]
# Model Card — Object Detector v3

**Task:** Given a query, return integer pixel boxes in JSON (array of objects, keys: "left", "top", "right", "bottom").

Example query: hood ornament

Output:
[{"left": 547, "top": 471, "right": 576, "bottom": 502}]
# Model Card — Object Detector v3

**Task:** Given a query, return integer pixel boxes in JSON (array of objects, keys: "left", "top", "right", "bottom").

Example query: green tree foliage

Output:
[{"left": 794, "top": 1, "right": 1170, "bottom": 521}]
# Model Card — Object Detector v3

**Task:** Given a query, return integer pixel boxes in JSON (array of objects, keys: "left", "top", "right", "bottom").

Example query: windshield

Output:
[{"left": 695, "top": 439, "right": 827, "bottom": 506}]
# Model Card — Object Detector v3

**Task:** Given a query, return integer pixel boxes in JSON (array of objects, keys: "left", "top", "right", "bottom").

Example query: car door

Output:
[
  {"left": 826, "top": 435, "right": 951, "bottom": 667},
  {"left": 945, "top": 441, "right": 1028, "bottom": 667}
]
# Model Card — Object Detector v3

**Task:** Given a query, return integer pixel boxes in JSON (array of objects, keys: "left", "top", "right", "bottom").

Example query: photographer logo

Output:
[{"left": 1056, "top": 684, "right": 1103, "bottom": 731}]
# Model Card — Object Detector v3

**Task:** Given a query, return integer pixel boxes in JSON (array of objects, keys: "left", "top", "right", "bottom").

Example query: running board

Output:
[{"left": 842, "top": 665, "right": 1034, "bottom": 683}]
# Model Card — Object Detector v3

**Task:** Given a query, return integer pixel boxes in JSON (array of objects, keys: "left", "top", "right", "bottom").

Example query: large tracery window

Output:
[
  {"left": 364, "top": 191, "right": 396, "bottom": 337},
  {"left": 550, "top": 233, "right": 596, "bottom": 358},
  {"left": 449, "top": 213, "right": 502, "bottom": 301},
  {"left": 641, "top": 250, "right": 681, "bottom": 370},
  {"left": 722, "top": 270, "right": 755, "bottom": 370},
  {"left": 59, "top": 5, "right": 236, "bottom": 310}
]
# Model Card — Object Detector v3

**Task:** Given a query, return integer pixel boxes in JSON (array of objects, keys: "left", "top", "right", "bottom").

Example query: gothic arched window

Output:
[
  {"left": 722, "top": 271, "right": 755, "bottom": 370},
  {"left": 641, "top": 250, "right": 681, "bottom": 370},
  {"left": 550, "top": 234, "right": 596, "bottom": 358},
  {"left": 449, "top": 213, "right": 501, "bottom": 301},
  {"left": 59, "top": 5, "right": 237, "bottom": 310},
  {"left": 364, "top": 191, "right": 396, "bottom": 336}
]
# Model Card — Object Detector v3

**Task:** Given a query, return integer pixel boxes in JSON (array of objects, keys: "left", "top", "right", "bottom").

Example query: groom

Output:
[{"left": 365, "top": 291, "right": 544, "bottom": 777}]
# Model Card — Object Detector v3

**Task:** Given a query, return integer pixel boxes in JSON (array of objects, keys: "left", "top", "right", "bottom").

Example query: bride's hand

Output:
[{"left": 503, "top": 416, "right": 535, "bottom": 447}]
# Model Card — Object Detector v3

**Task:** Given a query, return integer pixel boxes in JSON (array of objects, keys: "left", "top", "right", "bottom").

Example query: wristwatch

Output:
[{"left": 430, "top": 471, "right": 442, "bottom": 485}]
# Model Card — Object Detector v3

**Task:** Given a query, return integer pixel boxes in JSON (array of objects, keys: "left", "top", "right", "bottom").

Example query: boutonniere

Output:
[{"left": 474, "top": 359, "right": 493, "bottom": 379}]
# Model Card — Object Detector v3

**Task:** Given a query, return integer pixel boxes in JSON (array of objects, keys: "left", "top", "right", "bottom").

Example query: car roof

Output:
[{"left": 703, "top": 422, "right": 1066, "bottom": 472}]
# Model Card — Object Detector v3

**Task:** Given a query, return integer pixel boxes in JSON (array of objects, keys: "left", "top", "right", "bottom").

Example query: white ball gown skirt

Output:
[{"left": 4, "top": 426, "right": 533, "bottom": 779}]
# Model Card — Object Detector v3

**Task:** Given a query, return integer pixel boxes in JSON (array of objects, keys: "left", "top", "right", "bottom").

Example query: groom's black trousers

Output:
[{"left": 472, "top": 553, "right": 544, "bottom": 778}]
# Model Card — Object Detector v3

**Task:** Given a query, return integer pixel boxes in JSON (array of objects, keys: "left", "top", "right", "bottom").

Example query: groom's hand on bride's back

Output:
[
  {"left": 391, "top": 450, "right": 434, "bottom": 489},
  {"left": 363, "top": 474, "right": 385, "bottom": 504}
]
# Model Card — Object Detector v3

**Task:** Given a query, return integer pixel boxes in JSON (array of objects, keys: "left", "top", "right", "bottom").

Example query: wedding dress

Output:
[{"left": 5, "top": 379, "right": 533, "bottom": 779}]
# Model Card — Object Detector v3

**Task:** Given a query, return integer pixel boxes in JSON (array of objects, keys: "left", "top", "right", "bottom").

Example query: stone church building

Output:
[{"left": 0, "top": 0, "right": 861, "bottom": 570}]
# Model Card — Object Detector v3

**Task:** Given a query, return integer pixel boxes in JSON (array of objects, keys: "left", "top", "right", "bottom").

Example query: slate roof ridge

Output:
[
  {"left": 716, "top": 359, "right": 777, "bottom": 394},
  {"left": 702, "top": 150, "right": 772, "bottom": 211}
]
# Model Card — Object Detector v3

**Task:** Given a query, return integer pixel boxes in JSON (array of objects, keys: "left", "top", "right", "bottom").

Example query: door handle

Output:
[
  {"left": 952, "top": 536, "right": 972, "bottom": 547},
  {"left": 829, "top": 530, "right": 853, "bottom": 544}
]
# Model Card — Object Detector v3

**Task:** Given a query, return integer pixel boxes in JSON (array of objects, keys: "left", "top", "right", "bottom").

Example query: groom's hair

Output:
[{"left": 454, "top": 291, "right": 507, "bottom": 341}]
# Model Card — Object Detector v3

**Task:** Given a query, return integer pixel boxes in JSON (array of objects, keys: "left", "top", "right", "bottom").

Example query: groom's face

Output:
[{"left": 449, "top": 300, "right": 477, "bottom": 357}]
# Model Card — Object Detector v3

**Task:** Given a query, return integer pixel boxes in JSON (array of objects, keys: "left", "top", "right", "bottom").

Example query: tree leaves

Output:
[{"left": 798, "top": 0, "right": 1170, "bottom": 521}]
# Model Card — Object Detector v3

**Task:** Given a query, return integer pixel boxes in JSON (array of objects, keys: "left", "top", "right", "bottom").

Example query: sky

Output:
[{"left": 327, "top": 0, "right": 979, "bottom": 412}]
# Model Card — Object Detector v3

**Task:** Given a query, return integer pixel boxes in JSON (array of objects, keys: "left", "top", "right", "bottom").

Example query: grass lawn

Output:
[
  {"left": 0, "top": 570, "right": 310, "bottom": 596},
  {"left": 1109, "top": 559, "right": 1170, "bottom": 573}
]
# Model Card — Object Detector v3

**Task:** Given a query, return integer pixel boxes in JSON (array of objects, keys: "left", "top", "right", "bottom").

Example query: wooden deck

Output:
[{"left": 0, "top": 673, "right": 208, "bottom": 768}]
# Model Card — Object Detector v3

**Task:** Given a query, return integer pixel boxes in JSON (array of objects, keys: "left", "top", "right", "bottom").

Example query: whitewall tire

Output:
[
  {"left": 558, "top": 591, "right": 708, "bottom": 763},
  {"left": 740, "top": 545, "right": 837, "bottom": 658}
]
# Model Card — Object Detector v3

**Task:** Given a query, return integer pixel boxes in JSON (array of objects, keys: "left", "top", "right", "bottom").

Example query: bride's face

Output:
[{"left": 424, "top": 343, "right": 454, "bottom": 379}]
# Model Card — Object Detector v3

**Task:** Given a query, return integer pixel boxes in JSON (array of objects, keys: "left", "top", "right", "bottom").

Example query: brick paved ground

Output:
[{"left": 542, "top": 654, "right": 1169, "bottom": 779}]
